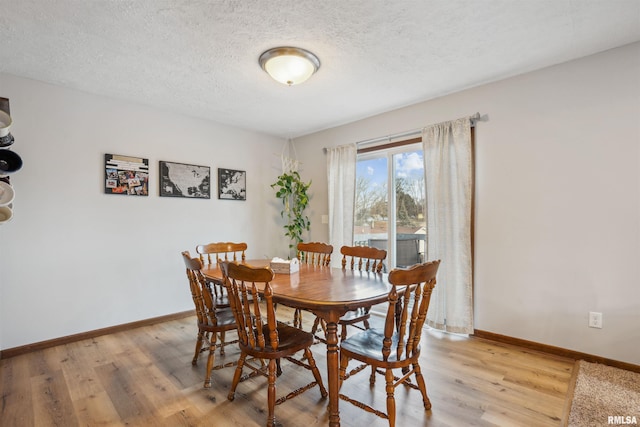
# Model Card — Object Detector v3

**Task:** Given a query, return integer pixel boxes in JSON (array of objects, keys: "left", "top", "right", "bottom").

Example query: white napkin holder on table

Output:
[{"left": 270, "top": 257, "right": 300, "bottom": 274}]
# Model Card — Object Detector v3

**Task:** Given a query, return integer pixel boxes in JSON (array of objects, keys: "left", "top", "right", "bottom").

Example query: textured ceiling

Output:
[{"left": 1, "top": 1, "right": 639, "bottom": 138}]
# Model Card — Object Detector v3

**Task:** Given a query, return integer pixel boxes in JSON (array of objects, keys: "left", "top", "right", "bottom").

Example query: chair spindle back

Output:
[
  {"left": 182, "top": 251, "right": 218, "bottom": 327},
  {"left": 222, "top": 261, "right": 279, "bottom": 351},
  {"left": 383, "top": 260, "right": 440, "bottom": 361},
  {"left": 196, "top": 242, "right": 247, "bottom": 267},
  {"left": 297, "top": 241, "right": 333, "bottom": 266},
  {"left": 340, "top": 245, "right": 387, "bottom": 273}
]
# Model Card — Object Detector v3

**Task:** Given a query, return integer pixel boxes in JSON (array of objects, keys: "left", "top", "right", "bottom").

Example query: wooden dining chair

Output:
[
  {"left": 181, "top": 251, "right": 239, "bottom": 388},
  {"left": 338, "top": 260, "right": 440, "bottom": 427},
  {"left": 293, "top": 241, "right": 333, "bottom": 331},
  {"left": 196, "top": 242, "right": 248, "bottom": 308},
  {"left": 297, "top": 241, "right": 333, "bottom": 266},
  {"left": 221, "top": 261, "right": 328, "bottom": 427},
  {"left": 338, "top": 245, "right": 388, "bottom": 340}
]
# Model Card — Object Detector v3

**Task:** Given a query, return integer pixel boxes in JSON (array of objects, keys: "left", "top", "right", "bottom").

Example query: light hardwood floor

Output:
[{"left": 0, "top": 307, "right": 574, "bottom": 426}]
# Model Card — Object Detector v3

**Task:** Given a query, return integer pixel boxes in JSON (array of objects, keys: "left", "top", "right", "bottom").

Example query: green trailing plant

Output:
[{"left": 271, "top": 171, "right": 312, "bottom": 253}]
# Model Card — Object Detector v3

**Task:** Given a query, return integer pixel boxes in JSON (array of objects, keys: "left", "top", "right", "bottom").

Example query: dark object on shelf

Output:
[
  {"left": 0, "top": 133, "right": 14, "bottom": 148},
  {"left": 0, "top": 149, "right": 23, "bottom": 175}
]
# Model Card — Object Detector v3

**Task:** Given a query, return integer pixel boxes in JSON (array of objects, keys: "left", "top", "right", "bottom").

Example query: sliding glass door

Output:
[{"left": 354, "top": 143, "right": 425, "bottom": 270}]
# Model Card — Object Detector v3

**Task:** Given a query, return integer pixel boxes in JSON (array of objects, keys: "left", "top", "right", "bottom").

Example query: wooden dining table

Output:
[{"left": 202, "top": 259, "right": 393, "bottom": 427}]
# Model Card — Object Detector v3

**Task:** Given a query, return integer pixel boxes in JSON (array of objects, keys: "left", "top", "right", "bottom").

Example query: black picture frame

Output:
[
  {"left": 218, "top": 168, "right": 246, "bottom": 200},
  {"left": 104, "top": 153, "right": 149, "bottom": 196},
  {"left": 159, "top": 161, "right": 211, "bottom": 199}
]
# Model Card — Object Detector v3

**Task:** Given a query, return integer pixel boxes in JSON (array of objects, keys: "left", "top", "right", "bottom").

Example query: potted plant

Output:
[{"left": 271, "top": 170, "right": 312, "bottom": 256}]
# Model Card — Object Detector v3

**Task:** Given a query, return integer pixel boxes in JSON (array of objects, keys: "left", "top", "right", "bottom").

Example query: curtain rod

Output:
[{"left": 323, "top": 112, "right": 482, "bottom": 153}]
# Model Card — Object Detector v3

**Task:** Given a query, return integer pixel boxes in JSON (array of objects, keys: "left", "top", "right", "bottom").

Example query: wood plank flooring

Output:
[{"left": 0, "top": 307, "right": 574, "bottom": 426}]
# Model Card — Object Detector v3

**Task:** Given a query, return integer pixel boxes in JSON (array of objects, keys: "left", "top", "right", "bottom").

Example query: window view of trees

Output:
[
  {"left": 355, "top": 175, "right": 387, "bottom": 228},
  {"left": 396, "top": 176, "right": 424, "bottom": 226},
  {"left": 354, "top": 149, "right": 426, "bottom": 268}
]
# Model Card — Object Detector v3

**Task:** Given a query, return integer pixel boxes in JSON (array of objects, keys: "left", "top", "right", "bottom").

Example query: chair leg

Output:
[
  {"left": 311, "top": 316, "right": 321, "bottom": 335},
  {"left": 293, "top": 309, "right": 303, "bottom": 328},
  {"left": 204, "top": 332, "right": 217, "bottom": 388},
  {"left": 369, "top": 366, "right": 376, "bottom": 385},
  {"left": 228, "top": 352, "right": 247, "bottom": 401},
  {"left": 311, "top": 317, "right": 327, "bottom": 343},
  {"left": 267, "top": 359, "right": 277, "bottom": 427},
  {"left": 193, "top": 330, "right": 205, "bottom": 365},
  {"left": 385, "top": 369, "right": 397, "bottom": 427},
  {"left": 219, "top": 331, "right": 226, "bottom": 355},
  {"left": 304, "top": 348, "right": 328, "bottom": 397},
  {"left": 413, "top": 362, "right": 432, "bottom": 410},
  {"left": 340, "top": 324, "right": 348, "bottom": 341},
  {"left": 339, "top": 353, "right": 349, "bottom": 389}
]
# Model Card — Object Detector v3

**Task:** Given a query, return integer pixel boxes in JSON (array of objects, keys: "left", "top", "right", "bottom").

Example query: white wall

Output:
[
  {"left": 294, "top": 42, "right": 640, "bottom": 365},
  {"left": 0, "top": 74, "right": 288, "bottom": 350}
]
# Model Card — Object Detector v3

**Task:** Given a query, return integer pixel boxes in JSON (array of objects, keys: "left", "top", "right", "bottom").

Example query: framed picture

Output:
[
  {"left": 159, "top": 161, "right": 210, "bottom": 199},
  {"left": 218, "top": 168, "right": 246, "bottom": 200},
  {"left": 104, "top": 153, "right": 149, "bottom": 196}
]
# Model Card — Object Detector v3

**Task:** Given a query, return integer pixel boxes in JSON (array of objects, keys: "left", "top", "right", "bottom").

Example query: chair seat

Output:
[
  {"left": 240, "top": 323, "right": 315, "bottom": 359},
  {"left": 198, "top": 307, "right": 237, "bottom": 332},
  {"left": 340, "top": 328, "right": 421, "bottom": 367}
]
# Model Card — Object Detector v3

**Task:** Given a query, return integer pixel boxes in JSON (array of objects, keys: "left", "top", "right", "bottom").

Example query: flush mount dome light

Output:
[{"left": 259, "top": 47, "right": 320, "bottom": 86}]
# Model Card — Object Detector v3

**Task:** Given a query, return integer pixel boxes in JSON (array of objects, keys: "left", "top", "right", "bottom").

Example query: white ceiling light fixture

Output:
[{"left": 259, "top": 47, "right": 320, "bottom": 86}]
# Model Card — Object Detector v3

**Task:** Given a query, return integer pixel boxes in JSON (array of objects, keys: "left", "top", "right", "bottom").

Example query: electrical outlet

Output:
[{"left": 589, "top": 311, "right": 603, "bottom": 328}]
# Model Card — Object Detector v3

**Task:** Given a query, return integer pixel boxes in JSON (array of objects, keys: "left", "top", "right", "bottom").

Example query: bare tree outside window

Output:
[{"left": 354, "top": 149, "right": 426, "bottom": 269}]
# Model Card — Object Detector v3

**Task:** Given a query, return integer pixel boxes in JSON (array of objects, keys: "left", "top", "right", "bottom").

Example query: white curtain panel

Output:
[
  {"left": 423, "top": 117, "right": 474, "bottom": 334},
  {"left": 326, "top": 144, "right": 356, "bottom": 268}
]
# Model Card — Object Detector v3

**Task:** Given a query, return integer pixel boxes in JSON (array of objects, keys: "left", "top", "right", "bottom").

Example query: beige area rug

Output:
[{"left": 562, "top": 360, "right": 640, "bottom": 426}]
